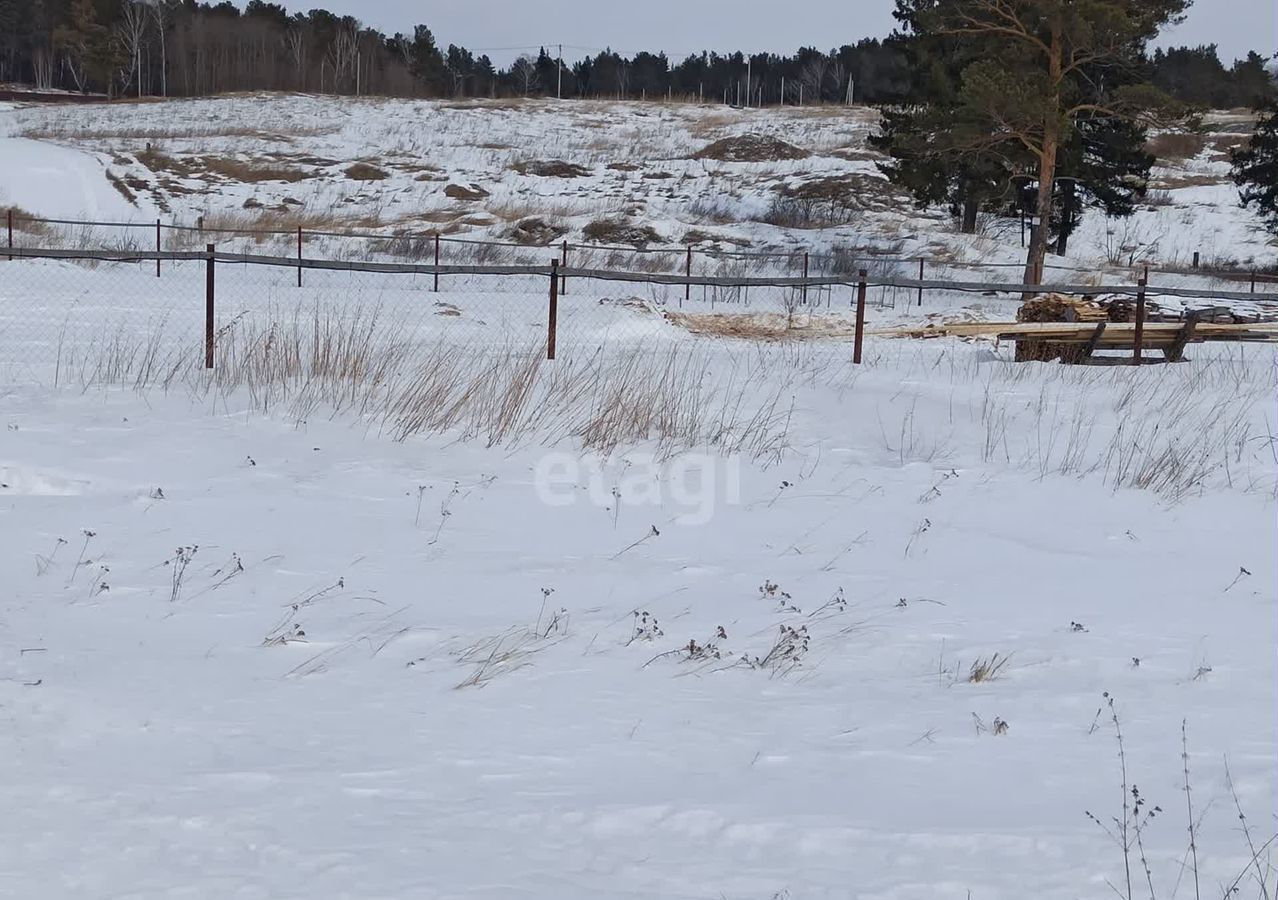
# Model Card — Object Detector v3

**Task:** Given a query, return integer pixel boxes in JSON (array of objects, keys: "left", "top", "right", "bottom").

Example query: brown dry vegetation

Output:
[
  {"left": 504, "top": 217, "right": 567, "bottom": 245},
  {"left": 582, "top": 217, "right": 663, "bottom": 246},
  {"left": 664, "top": 310, "right": 856, "bottom": 341},
  {"left": 444, "top": 183, "right": 490, "bottom": 201},
  {"left": 693, "top": 134, "right": 810, "bottom": 162},
  {"left": 136, "top": 147, "right": 310, "bottom": 183},
  {"left": 511, "top": 159, "right": 592, "bottom": 178},
  {"left": 344, "top": 162, "right": 389, "bottom": 181},
  {"left": 1145, "top": 131, "right": 1206, "bottom": 162}
]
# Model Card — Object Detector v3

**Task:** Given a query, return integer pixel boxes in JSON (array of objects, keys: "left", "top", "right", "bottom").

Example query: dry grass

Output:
[
  {"left": 1149, "top": 172, "right": 1227, "bottom": 191},
  {"left": 503, "top": 217, "right": 567, "bottom": 245},
  {"left": 1145, "top": 131, "right": 1206, "bottom": 162},
  {"left": 21, "top": 122, "right": 336, "bottom": 141},
  {"left": 693, "top": 134, "right": 810, "bottom": 162},
  {"left": 344, "top": 162, "right": 389, "bottom": 181},
  {"left": 511, "top": 159, "right": 592, "bottom": 178},
  {"left": 135, "top": 147, "right": 310, "bottom": 183},
  {"left": 444, "top": 184, "right": 490, "bottom": 201},
  {"left": 665, "top": 311, "right": 856, "bottom": 341},
  {"left": 967, "top": 653, "right": 1011, "bottom": 683},
  {"left": 582, "top": 218, "right": 663, "bottom": 246},
  {"left": 58, "top": 308, "right": 795, "bottom": 464}
]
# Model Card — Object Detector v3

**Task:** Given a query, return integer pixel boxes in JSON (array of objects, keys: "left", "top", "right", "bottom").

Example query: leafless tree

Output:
[
  {"left": 511, "top": 54, "right": 539, "bottom": 96},
  {"left": 115, "top": 0, "right": 148, "bottom": 97},
  {"left": 150, "top": 0, "right": 174, "bottom": 96},
  {"left": 284, "top": 25, "right": 306, "bottom": 91}
]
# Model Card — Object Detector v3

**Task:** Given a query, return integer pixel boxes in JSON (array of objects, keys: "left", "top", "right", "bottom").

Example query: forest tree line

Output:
[{"left": 0, "top": 0, "right": 1273, "bottom": 108}]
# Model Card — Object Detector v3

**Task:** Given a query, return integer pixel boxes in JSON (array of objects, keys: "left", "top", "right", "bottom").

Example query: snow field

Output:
[{"left": 1, "top": 329, "right": 1275, "bottom": 898}]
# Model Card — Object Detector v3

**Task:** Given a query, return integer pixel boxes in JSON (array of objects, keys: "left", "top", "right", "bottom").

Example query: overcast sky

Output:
[{"left": 312, "top": 0, "right": 1276, "bottom": 66}]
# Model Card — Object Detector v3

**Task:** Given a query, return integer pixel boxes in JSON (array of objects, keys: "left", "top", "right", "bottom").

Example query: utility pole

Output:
[
  {"left": 780, "top": 76, "right": 784, "bottom": 106},
  {"left": 845, "top": 76, "right": 853, "bottom": 105},
  {"left": 746, "top": 58, "right": 751, "bottom": 108},
  {"left": 557, "top": 44, "right": 563, "bottom": 99}
]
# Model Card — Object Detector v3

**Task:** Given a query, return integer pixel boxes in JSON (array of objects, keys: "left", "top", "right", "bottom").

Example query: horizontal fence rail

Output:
[
  {"left": 7, "top": 211, "right": 1278, "bottom": 287},
  {"left": 7, "top": 246, "right": 1278, "bottom": 303}
]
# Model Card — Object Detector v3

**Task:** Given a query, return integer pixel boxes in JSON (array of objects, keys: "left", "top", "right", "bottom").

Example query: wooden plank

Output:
[
  {"left": 1082, "top": 322, "right": 1107, "bottom": 359},
  {"left": 1164, "top": 315, "right": 1199, "bottom": 362},
  {"left": 871, "top": 321, "right": 1278, "bottom": 344}
]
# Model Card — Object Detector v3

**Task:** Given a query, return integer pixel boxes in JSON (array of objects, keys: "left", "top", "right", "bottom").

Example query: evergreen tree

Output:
[
  {"left": 1231, "top": 100, "right": 1278, "bottom": 235},
  {"left": 900, "top": 0, "right": 1188, "bottom": 285}
]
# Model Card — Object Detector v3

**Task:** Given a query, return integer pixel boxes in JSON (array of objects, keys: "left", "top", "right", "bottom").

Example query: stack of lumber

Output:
[
  {"left": 1016, "top": 293, "right": 1107, "bottom": 324},
  {"left": 1015, "top": 294, "right": 1105, "bottom": 361}
]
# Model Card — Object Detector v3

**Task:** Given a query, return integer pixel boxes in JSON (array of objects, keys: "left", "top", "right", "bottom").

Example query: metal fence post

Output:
[
  {"left": 6, "top": 208, "right": 11, "bottom": 260},
  {"left": 854, "top": 268, "right": 867, "bottom": 364},
  {"left": 297, "top": 226, "right": 303, "bottom": 288},
  {"left": 1131, "top": 276, "right": 1147, "bottom": 367},
  {"left": 917, "top": 258, "right": 924, "bottom": 306},
  {"left": 547, "top": 259, "right": 559, "bottom": 361},
  {"left": 684, "top": 246, "right": 692, "bottom": 307},
  {"left": 801, "top": 251, "right": 809, "bottom": 305},
  {"left": 433, "top": 232, "right": 440, "bottom": 293},
  {"left": 205, "top": 243, "right": 216, "bottom": 369},
  {"left": 560, "top": 240, "right": 568, "bottom": 295},
  {"left": 155, "top": 218, "right": 161, "bottom": 277}
]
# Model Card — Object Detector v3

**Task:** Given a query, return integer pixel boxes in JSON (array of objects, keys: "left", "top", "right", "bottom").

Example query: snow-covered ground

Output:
[
  {"left": 1, "top": 95, "right": 1274, "bottom": 287},
  {"left": 0, "top": 93, "right": 1276, "bottom": 899}
]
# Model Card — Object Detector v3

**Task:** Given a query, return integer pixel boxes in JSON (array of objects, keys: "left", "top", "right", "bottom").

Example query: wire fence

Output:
[
  {"left": 7, "top": 210, "right": 1278, "bottom": 293},
  {"left": 2, "top": 245, "right": 1277, "bottom": 384}
]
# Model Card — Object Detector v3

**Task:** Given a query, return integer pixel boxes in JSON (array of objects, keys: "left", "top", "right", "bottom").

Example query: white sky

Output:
[{"left": 308, "top": 0, "right": 1276, "bottom": 66}]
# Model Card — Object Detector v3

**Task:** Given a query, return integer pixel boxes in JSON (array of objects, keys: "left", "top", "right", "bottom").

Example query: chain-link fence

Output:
[
  {"left": 8, "top": 211, "right": 1277, "bottom": 297},
  {"left": 4, "top": 245, "right": 1277, "bottom": 388}
]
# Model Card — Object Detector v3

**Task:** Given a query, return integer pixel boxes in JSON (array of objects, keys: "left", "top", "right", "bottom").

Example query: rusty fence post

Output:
[
  {"left": 854, "top": 268, "right": 867, "bottom": 364},
  {"left": 205, "top": 243, "right": 216, "bottom": 369},
  {"left": 433, "top": 232, "right": 440, "bottom": 293},
  {"left": 1131, "top": 276, "right": 1147, "bottom": 367},
  {"left": 917, "top": 257, "right": 925, "bottom": 307},
  {"left": 684, "top": 246, "right": 692, "bottom": 307},
  {"left": 1251, "top": 269, "right": 1256, "bottom": 293},
  {"left": 6, "top": 208, "right": 12, "bottom": 260},
  {"left": 801, "top": 251, "right": 809, "bottom": 305},
  {"left": 1191, "top": 251, "right": 1199, "bottom": 269},
  {"left": 155, "top": 218, "right": 161, "bottom": 277},
  {"left": 560, "top": 240, "right": 568, "bottom": 295},
  {"left": 547, "top": 259, "right": 559, "bottom": 361},
  {"left": 297, "top": 226, "right": 303, "bottom": 288}
]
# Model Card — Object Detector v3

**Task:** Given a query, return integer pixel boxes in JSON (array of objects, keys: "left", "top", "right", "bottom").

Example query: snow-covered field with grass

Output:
[{"left": 0, "top": 93, "right": 1276, "bottom": 899}]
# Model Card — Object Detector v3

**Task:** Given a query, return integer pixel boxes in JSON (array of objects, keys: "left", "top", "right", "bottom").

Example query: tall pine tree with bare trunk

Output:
[{"left": 898, "top": 0, "right": 1188, "bottom": 288}]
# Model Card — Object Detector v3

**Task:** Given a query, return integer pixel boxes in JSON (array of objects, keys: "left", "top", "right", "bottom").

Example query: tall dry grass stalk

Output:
[{"left": 58, "top": 305, "right": 795, "bottom": 462}]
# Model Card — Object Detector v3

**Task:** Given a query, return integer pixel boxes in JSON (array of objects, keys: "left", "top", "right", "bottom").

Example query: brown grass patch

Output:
[
  {"left": 1145, "top": 131, "right": 1206, "bottom": 162},
  {"left": 504, "top": 217, "right": 567, "bottom": 245},
  {"left": 512, "top": 159, "right": 591, "bottom": 178},
  {"left": 1149, "top": 172, "right": 1227, "bottom": 190},
  {"left": 582, "top": 217, "right": 662, "bottom": 246},
  {"left": 607, "top": 162, "right": 642, "bottom": 172},
  {"left": 1, "top": 205, "right": 57, "bottom": 235},
  {"left": 664, "top": 310, "right": 855, "bottom": 341},
  {"left": 693, "top": 134, "right": 810, "bottom": 162},
  {"left": 136, "top": 148, "right": 309, "bottom": 182},
  {"left": 682, "top": 229, "right": 752, "bottom": 247},
  {"left": 444, "top": 183, "right": 490, "bottom": 201},
  {"left": 105, "top": 171, "right": 138, "bottom": 205},
  {"left": 344, "top": 162, "right": 389, "bottom": 181}
]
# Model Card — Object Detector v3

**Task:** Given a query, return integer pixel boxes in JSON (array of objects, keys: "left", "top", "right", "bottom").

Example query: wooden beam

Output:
[
  {"left": 1164, "top": 314, "right": 1199, "bottom": 362},
  {"left": 1082, "top": 322, "right": 1107, "bottom": 359}
]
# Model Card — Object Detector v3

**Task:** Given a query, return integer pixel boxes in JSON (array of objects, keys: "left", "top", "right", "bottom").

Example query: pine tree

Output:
[
  {"left": 1232, "top": 100, "right": 1278, "bottom": 236},
  {"left": 892, "top": 0, "right": 1188, "bottom": 286}
]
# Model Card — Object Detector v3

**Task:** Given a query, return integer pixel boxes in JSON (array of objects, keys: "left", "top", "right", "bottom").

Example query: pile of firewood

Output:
[
  {"left": 1015, "top": 294, "right": 1104, "bottom": 361},
  {"left": 1016, "top": 294, "right": 1107, "bottom": 323}
]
